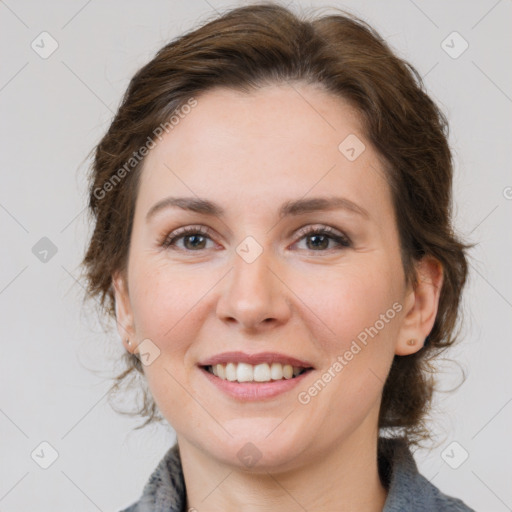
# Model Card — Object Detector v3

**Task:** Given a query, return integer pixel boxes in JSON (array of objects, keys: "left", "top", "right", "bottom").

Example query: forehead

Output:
[
  {"left": 155, "top": 83, "right": 366, "bottom": 160},
  {"left": 136, "top": 83, "right": 392, "bottom": 222}
]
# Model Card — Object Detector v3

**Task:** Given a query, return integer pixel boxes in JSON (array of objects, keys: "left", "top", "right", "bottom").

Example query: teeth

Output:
[
  {"left": 206, "top": 362, "right": 308, "bottom": 383},
  {"left": 225, "top": 362, "right": 237, "bottom": 382},
  {"left": 270, "top": 362, "right": 283, "bottom": 380},
  {"left": 215, "top": 364, "right": 225, "bottom": 379},
  {"left": 254, "top": 363, "right": 271, "bottom": 382},
  {"left": 282, "top": 364, "right": 293, "bottom": 379},
  {"left": 237, "top": 362, "right": 253, "bottom": 382}
]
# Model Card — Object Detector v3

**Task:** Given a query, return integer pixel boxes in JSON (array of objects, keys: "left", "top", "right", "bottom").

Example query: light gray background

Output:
[{"left": 1, "top": 0, "right": 511, "bottom": 510}]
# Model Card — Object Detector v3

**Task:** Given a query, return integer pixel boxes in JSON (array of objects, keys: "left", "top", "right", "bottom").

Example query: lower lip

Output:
[{"left": 199, "top": 366, "right": 313, "bottom": 401}]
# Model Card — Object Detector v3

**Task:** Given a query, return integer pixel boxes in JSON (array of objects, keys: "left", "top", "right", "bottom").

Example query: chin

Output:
[{"left": 194, "top": 425, "right": 309, "bottom": 472}]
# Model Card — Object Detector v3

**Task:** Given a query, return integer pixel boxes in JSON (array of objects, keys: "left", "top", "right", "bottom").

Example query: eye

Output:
[
  {"left": 160, "top": 224, "right": 351, "bottom": 253},
  {"left": 292, "top": 224, "right": 351, "bottom": 252},
  {"left": 161, "top": 225, "right": 216, "bottom": 251}
]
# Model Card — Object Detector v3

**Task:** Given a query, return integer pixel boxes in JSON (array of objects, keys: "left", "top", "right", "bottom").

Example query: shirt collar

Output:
[{"left": 123, "top": 437, "right": 452, "bottom": 512}]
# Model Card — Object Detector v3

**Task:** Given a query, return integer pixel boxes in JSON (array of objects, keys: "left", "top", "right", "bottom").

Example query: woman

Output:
[{"left": 83, "top": 3, "right": 474, "bottom": 511}]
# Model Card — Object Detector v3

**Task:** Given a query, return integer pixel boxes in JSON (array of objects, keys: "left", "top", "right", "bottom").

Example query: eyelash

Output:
[{"left": 160, "top": 224, "right": 351, "bottom": 253}]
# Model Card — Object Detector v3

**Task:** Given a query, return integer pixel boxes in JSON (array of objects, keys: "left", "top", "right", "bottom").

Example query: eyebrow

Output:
[{"left": 145, "top": 195, "right": 370, "bottom": 222}]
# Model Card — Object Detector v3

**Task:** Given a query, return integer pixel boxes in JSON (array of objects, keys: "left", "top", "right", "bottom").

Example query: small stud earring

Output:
[
  {"left": 407, "top": 338, "right": 417, "bottom": 346},
  {"left": 126, "top": 339, "right": 132, "bottom": 347}
]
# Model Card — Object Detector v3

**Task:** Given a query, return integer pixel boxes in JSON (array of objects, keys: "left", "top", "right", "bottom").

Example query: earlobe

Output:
[
  {"left": 395, "top": 256, "right": 443, "bottom": 356},
  {"left": 112, "top": 271, "right": 136, "bottom": 352}
]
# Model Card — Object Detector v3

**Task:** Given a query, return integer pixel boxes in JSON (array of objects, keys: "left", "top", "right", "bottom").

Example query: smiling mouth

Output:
[{"left": 201, "top": 362, "right": 313, "bottom": 383}]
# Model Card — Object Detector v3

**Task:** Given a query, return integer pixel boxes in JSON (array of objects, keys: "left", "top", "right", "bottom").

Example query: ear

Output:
[
  {"left": 395, "top": 256, "right": 443, "bottom": 356},
  {"left": 112, "top": 270, "right": 137, "bottom": 354}
]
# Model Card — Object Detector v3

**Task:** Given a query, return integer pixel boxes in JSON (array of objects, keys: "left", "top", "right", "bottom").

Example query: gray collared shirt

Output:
[{"left": 120, "top": 437, "right": 475, "bottom": 511}]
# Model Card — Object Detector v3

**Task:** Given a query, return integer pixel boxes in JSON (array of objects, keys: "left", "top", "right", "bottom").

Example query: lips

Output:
[
  {"left": 197, "top": 351, "right": 314, "bottom": 369},
  {"left": 199, "top": 361, "right": 313, "bottom": 400},
  {"left": 197, "top": 351, "right": 315, "bottom": 396}
]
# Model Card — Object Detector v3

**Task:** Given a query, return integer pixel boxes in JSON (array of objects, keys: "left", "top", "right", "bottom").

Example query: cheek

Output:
[
  {"left": 128, "top": 263, "right": 209, "bottom": 419},
  {"left": 294, "top": 258, "right": 401, "bottom": 402},
  {"left": 128, "top": 260, "right": 202, "bottom": 348},
  {"left": 295, "top": 259, "right": 401, "bottom": 346}
]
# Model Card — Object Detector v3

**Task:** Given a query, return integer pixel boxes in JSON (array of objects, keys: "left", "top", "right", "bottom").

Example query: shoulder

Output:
[{"left": 379, "top": 437, "right": 475, "bottom": 512}]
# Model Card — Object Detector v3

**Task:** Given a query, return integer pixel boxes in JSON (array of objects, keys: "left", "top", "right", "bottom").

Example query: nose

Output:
[{"left": 216, "top": 247, "right": 292, "bottom": 332}]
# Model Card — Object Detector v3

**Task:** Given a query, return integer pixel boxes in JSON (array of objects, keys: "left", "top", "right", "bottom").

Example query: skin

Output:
[{"left": 113, "top": 83, "right": 443, "bottom": 511}]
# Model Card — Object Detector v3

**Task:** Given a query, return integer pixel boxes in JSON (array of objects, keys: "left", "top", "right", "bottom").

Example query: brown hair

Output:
[{"left": 82, "top": 2, "right": 470, "bottom": 445}]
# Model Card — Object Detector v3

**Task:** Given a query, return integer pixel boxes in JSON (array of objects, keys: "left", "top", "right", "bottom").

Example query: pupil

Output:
[
  {"left": 308, "top": 234, "right": 328, "bottom": 250},
  {"left": 185, "top": 235, "right": 205, "bottom": 249}
]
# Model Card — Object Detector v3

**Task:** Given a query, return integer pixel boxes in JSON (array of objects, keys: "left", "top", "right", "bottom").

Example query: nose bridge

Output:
[{"left": 216, "top": 238, "right": 291, "bottom": 329}]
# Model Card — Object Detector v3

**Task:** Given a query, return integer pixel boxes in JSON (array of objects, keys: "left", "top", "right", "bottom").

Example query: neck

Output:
[{"left": 178, "top": 428, "right": 388, "bottom": 512}]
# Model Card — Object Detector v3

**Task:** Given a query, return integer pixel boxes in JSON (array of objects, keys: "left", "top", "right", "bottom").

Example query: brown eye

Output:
[
  {"left": 162, "top": 226, "right": 215, "bottom": 251},
  {"left": 181, "top": 233, "right": 208, "bottom": 250},
  {"left": 305, "top": 233, "right": 331, "bottom": 250},
  {"left": 294, "top": 225, "right": 351, "bottom": 252}
]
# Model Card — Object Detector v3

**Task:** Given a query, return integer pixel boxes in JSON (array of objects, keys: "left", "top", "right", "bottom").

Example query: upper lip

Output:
[{"left": 198, "top": 351, "right": 314, "bottom": 368}]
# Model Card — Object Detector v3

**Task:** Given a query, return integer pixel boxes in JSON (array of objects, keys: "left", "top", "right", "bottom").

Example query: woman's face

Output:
[{"left": 114, "top": 83, "right": 435, "bottom": 470}]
